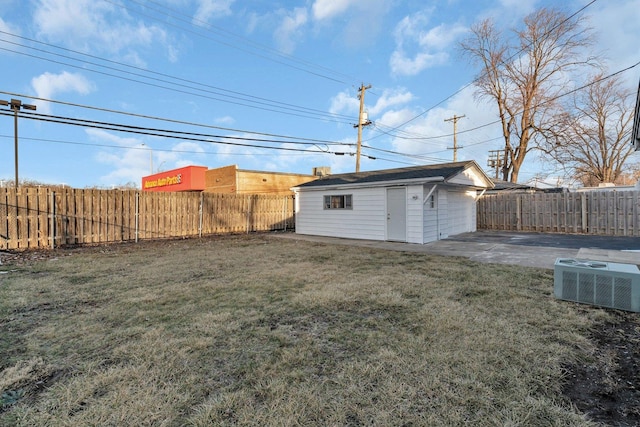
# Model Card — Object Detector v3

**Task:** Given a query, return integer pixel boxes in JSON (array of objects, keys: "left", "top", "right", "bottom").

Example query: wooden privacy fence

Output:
[
  {"left": 0, "top": 187, "right": 295, "bottom": 250},
  {"left": 477, "top": 191, "right": 640, "bottom": 236}
]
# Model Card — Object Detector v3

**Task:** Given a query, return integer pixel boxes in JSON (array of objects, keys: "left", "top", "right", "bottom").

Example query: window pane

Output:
[{"left": 345, "top": 195, "right": 352, "bottom": 208}]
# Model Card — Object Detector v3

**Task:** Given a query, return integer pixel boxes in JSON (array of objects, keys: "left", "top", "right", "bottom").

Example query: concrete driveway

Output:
[{"left": 273, "top": 230, "right": 640, "bottom": 269}]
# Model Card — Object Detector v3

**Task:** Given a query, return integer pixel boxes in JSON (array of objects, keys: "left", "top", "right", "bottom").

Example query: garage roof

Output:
[{"left": 295, "top": 160, "right": 494, "bottom": 189}]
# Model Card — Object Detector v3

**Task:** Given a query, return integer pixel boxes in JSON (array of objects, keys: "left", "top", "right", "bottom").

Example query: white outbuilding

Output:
[{"left": 292, "top": 161, "right": 494, "bottom": 244}]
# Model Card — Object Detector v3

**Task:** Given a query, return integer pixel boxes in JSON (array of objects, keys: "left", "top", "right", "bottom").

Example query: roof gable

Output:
[{"left": 295, "top": 161, "right": 493, "bottom": 190}]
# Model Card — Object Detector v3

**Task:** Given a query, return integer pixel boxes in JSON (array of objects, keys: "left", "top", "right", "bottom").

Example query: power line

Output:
[
  {"left": 0, "top": 90, "right": 346, "bottom": 145},
  {"left": 0, "top": 39, "right": 356, "bottom": 124},
  {"left": 366, "top": 0, "right": 600, "bottom": 140},
  {"left": 117, "top": 0, "right": 357, "bottom": 85},
  {"left": 0, "top": 134, "right": 331, "bottom": 158},
  {"left": 0, "top": 110, "right": 353, "bottom": 154},
  {"left": 365, "top": 60, "right": 640, "bottom": 148}
]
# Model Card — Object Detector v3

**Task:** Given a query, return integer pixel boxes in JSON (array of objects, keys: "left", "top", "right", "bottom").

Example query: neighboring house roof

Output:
[
  {"left": 294, "top": 160, "right": 494, "bottom": 190},
  {"left": 487, "top": 179, "right": 567, "bottom": 193},
  {"left": 490, "top": 179, "right": 536, "bottom": 192}
]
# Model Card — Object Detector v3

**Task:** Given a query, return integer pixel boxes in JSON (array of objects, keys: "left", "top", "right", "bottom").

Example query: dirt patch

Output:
[{"left": 562, "top": 310, "right": 640, "bottom": 426}]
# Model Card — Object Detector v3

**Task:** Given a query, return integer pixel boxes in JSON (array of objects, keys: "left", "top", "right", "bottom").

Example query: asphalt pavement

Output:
[{"left": 272, "top": 230, "right": 640, "bottom": 269}]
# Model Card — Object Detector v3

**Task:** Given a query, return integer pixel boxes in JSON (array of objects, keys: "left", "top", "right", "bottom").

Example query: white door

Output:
[{"left": 386, "top": 188, "right": 406, "bottom": 241}]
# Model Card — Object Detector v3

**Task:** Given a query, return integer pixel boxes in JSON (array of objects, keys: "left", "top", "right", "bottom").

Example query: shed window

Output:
[{"left": 324, "top": 194, "right": 352, "bottom": 209}]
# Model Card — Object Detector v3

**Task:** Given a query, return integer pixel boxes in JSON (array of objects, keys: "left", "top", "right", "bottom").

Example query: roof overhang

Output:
[{"left": 293, "top": 176, "right": 445, "bottom": 192}]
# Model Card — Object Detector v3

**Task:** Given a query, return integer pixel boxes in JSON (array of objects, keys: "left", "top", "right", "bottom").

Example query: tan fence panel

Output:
[
  {"left": 478, "top": 191, "right": 640, "bottom": 237},
  {"left": 0, "top": 188, "right": 296, "bottom": 250}
]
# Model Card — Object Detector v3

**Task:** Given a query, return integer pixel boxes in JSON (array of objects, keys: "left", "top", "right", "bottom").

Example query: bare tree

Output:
[
  {"left": 460, "top": 8, "right": 597, "bottom": 182},
  {"left": 544, "top": 74, "right": 636, "bottom": 186}
]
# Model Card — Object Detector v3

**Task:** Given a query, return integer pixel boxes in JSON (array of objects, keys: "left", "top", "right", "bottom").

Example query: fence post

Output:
[
  {"left": 50, "top": 191, "right": 55, "bottom": 249},
  {"left": 199, "top": 192, "right": 203, "bottom": 238},
  {"left": 581, "top": 193, "right": 588, "bottom": 234},
  {"left": 283, "top": 197, "right": 287, "bottom": 232},
  {"left": 135, "top": 192, "right": 139, "bottom": 243},
  {"left": 516, "top": 195, "right": 522, "bottom": 231}
]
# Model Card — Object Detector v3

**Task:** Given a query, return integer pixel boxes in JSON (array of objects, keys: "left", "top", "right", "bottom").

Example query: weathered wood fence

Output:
[
  {"left": 477, "top": 191, "right": 640, "bottom": 236},
  {"left": 0, "top": 188, "right": 295, "bottom": 250}
]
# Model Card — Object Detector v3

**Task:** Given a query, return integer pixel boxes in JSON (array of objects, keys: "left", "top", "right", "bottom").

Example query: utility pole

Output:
[
  {"left": 487, "top": 149, "right": 504, "bottom": 179},
  {"left": 354, "top": 84, "right": 372, "bottom": 172},
  {"left": 1, "top": 99, "right": 37, "bottom": 187},
  {"left": 444, "top": 114, "right": 465, "bottom": 162}
]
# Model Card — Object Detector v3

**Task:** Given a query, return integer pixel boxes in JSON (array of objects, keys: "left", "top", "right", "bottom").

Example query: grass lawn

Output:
[{"left": 0, "top": 233, "right": 612, "bottom": 426}]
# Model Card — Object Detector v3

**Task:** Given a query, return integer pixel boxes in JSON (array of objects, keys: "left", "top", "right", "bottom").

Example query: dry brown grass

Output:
[{"left": 0, "top": 233, "right": 611, "bottom": 426}]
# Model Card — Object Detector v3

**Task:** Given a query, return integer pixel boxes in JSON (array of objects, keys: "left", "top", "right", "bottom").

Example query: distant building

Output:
[
  {"left": 142, "top": 166, "right": 207, "bottom": 192},
  {"left": 485, "top": 179, "right": 566, "bottom": 194},
  {"left": 574, "top": 182, "right": 639, "bottom": 192},
  {"left": 142, "top": 164, "right": 319, "bottom": 195}
]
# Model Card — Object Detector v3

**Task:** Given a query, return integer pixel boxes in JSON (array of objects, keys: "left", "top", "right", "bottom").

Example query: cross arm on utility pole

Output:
[{"left": 0, "top": 98, "right": 37, "bottom": 187}]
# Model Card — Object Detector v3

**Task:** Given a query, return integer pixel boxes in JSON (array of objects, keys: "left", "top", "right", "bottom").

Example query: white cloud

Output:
[
  {"left": 329, "top": 87, "right": 414, "bottom": 127},
  {"left": 589, "top": 0, "right": 640, "bottom": 87},
  {"left": 390, "top": 11, "right": 467, "bottom": 76},
  {"left": 30, "top": 71, "right": 94, "bottom": 113},
  {"left": 329, "top": 90, "right": 360, "bottom": 116},
  {"left": 274, "top": 7, "right": 308, "bottom": 54},
  {"left": 312, "top": 0, "right": 354, "bottom": 21},
  {"left": 193, "top": 0, "right": 235, "bottom": 23},
  {"left": 88, "top": 129, "right": 207, "bottom": 186},
  {"left": 369, "top": 88, "right": 414, "bottom": 116},
  {"left": 370, "top": 85, "right": 502, "bottom": 168},
  {"left": 33, "top": 0, "right": 170, "bottom": 60},
  {"left": 310, "top": 0, "right": 391, "bottom": 48},
  {"left": 0, "top": 16, "right": 19, "bottom": 34},
  {"left": 214, "top": 115, "right": 235, "bottom": 125}
]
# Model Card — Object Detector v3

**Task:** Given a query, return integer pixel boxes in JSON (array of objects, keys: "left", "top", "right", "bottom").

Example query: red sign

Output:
[{"left": 142, "top": 166, "right": 207, "bottom": 192}]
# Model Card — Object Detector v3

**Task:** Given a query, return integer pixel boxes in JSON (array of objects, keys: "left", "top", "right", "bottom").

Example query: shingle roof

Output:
[
  {"left": 297, "top": 161, "right": 480, "bottom": 188},
  {"left": 490, "top": 179, "right": 535, "bottom": 191}
]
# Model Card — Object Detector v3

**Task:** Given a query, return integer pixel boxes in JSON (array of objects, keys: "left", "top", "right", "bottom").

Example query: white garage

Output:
[{"left": 292, "top": 161, "right": 494, "bottom": 244}]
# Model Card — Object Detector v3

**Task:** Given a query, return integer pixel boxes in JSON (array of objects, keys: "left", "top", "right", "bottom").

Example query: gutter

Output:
[{"left": 293, "top": 176, "right": 445, "bottom": 192}]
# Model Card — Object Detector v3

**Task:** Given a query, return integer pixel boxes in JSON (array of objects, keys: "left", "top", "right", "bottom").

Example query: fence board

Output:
[
  {"left": 478, "top": 191, "right": 640, "bottom": 237},
  {"left": 0, "top": 187, "right": 296, "bottom": 250}
]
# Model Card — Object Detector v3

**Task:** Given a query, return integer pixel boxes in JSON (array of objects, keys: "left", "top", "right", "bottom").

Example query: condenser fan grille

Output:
[{"left": 554, "top": 258, "right": 640, "bottom": 312}]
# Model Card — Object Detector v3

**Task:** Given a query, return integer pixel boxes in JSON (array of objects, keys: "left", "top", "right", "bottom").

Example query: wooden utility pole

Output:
[
  {"left": 487, "top": 149, "right": 504, "bottom": 179},
  {"left": 444, "top": 114, "right": 465, "bottom": 162},
  {"left": 354, "top": 84, "right": 372, "bottom": 172}
]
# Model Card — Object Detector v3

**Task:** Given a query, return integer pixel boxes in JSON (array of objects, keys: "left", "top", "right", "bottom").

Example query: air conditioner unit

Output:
[{"left": 554, "top": 258, "right": 640, "bottom": 312}]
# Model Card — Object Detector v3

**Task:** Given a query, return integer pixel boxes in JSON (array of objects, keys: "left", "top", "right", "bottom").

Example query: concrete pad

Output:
[
  {"left": 577, "top": 248, "right": 640, "bottom": 265},
  {"left": 271, "top": 231, "right": 636, "bottom": 270}
]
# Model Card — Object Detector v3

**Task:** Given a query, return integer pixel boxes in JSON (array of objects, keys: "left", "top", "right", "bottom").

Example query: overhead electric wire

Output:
[
  {"left": 0, "top": 41, "right": 356, "bottom": 125},
  {"left": 365, "top": 0, "right": 600, "bottom": 141},
  {"left": 364, "top": 59, "right": 640, "bottom": 150},
  {"left": 0, "top": 90, "right": 346, "bottom": 146},
  {"left": 0, "top": 110, "right": 347, "bottom": 147},
  {"left": 0, "top": 110, "right": 353, "bottom": 154},
  {"left": 0, "top": 134, "right": 329, "bottom": 158},
  {"left": 116, "top": 0, "right": 356, "bottom": 85},
  {"left": 0, "top": 30, "right": 356, "bottom": 124}
]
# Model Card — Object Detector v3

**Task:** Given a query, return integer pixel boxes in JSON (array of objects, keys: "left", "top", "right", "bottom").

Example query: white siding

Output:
[
  {"left": 296, "top": 188, "right": 386, "bottom": 241},
  {"left": 406, "top": 185, "right": 424, "bottom": 244},
  {"left": 437, "top": 190, "right": 448, "bottom": 239},
  {"left": 423, "top": 185, "right": 439, "bottom": 243},
  {"left": 296, "top": 183, "right": 480, "bottom": 244},
  {"left": 447, "top": 189, "right": 477, "bottom": 236}
]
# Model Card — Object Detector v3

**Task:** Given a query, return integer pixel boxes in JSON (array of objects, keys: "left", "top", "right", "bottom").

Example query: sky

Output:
[{"left": 0, "top": 0, "right": 639, "bottom": 189}]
